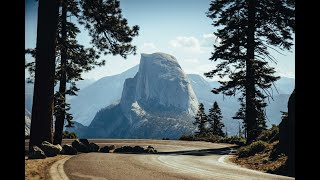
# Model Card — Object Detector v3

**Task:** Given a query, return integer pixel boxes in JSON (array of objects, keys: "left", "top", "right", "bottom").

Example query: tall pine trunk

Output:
[
  {"left": 245, "top": 0, "right": 257, "bottom": 144},
  {"left": 53, "top": 1, "right": 67, "bottom": 145},
  {"left": 29, "top": 0, "right": 59, "bottom": 147}
]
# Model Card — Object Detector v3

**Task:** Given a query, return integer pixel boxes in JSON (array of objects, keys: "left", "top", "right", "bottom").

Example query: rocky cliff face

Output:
[
  {"left": 120, "top": 53, "right": 198, "bottom": 118},
  {"left": 68, "top": 65, "right": 139, "bottom": 126},
  {"left": 84, "top": 53, "right": 199, "bottom": 139}
]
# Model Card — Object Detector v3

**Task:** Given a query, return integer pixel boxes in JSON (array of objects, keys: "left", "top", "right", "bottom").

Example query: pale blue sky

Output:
[{"left": 25, "top": 0, "right": 295, "bottom": 81}]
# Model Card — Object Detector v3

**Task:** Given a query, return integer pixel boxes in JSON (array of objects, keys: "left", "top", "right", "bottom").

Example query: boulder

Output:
[
  {"left": 114, "top": 146, "right": 123, "bottom": 153},
  {"left": 124, "top": 146, "right": 134, "bottom": 152},
  {"left": 114, "top": 146, "right": 145, "bottom": 153},
  {"left": 114, "top": 146, "right": 135, "bottom": 153},
  {"left": 109, "top": 145, "right": 116, "bottom": 152},
  {"left": 28, "top": 146, "right": 46, "bottom": 159},
  {"left": 89, "top": 143, "right": 99, "bottom": 152},
  {"left": 133, "top": 146, "right": 145, "bottom": 153},
  {"left": 72, "top": 139, "right": 89, "bottom": 153},
  {"left": 145, "top": 148, "right": 157, "bottom": 154},
  {"left": 55, "top": 144, "right": 63, "bottom": 153},
  {"left": 99, "top": 146, "right": 110, "bottom": 153},
  {"left": 144, "top": 146, "right": 157, "bottom": 154},
  {"left": 40, "top": 141, "right": 60, "bottom": 157},
  {"left": 79, "top": 139, "right": 90, "bottom": 147},
  {"left": 62, "top": 144, "right": 78, "bottom": 155},
  {"left": 60, "top": 149, "right": 65, "bottom": 154}
]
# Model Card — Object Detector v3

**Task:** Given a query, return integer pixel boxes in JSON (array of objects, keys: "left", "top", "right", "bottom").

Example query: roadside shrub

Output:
[
  {"left": 196, "top": 134, "right": 221, "bottom": 142},
  {"left": 269, "top": 141, "right": 284, "bottom": 160},
  {"left": 218, "top": 136, "right": 246, "bottom": 146},
  {"left": 179, "top": 134, "right": 196, "bottom": 141},
  {"left": 238, "top": 140, "right": 267, "bottom": 158},
  {"left": 69, "top": 132, "right": 77, "bottom": 139},
  {"left": 62, "top": 131, "right": 78, "bottom": 139},
  {"left": 179, "top": 134, "right": 246, "bottom": 146},
  {"left": 257, "top": 124, "right": 279, "bottom": 142},
  {"left": 238, "top": 146, "right": 251, "bottom": 158},
  {"left": 250, "top": 140, "right": 267, "bottom": 153},
  {"left": 267, "top": 157, "right": 289, "bottom": 176}
]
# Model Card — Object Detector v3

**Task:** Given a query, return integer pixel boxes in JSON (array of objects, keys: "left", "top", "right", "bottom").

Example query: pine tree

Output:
[
  {"left": 256, "top": 100, "right": 267, "bottom": 134},
  {"left": 193, "top": 103, "right": 208, "bottom": 136},
  {"left": 205, "top": 0, "right": 294, "bottom": 144},
  {"left": 53, "top": 0, "right": 105, "bottom": 145},
  {"left": 238, "top": 121, "right": 242, "bottom": 137},
  {"left": 54, "top": 0, "right": 138, "bottom": 145},
  {"left": 79, "top": 0, "right": 139, "bottom": 58},
  {"left": 233, "top": 96, "right": 268, "bottom": 137},
  {"left": 26, "top": 0, "right": 139, "bottom": 145},
  {"left": 29, "top": 0, "right": 60, "bottom": 148},
  {"left": 208, "top": 101, "right": 225, "bottom": 137}
]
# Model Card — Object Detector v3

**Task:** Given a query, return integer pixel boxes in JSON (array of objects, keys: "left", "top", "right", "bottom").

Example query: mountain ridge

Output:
[
  {"left": 26, "top": 59, "right": 294, "bottom": 136},
  {"left": 77, "top": 53, "right": 199, "bottom": 139}
]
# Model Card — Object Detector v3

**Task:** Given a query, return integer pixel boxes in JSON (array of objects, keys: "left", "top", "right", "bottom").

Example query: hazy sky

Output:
[{"left": 25, "top": 0, "right": 295, "bottom": 81}]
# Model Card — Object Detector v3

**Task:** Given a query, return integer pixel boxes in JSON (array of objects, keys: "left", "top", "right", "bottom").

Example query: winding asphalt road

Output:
[{"left": 48, "top": 139, "right": 294, "bottom": 180}]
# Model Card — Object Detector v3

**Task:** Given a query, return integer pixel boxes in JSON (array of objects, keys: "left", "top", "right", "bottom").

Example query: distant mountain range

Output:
[
  {"left": 25, "top": 78, "right": 95, "bottom": 112},
  {"left": 68, "top": 66, "right": 139, "bottom": 126},
  {"left": 25, "top": 54, "right": 294, "bottom": 137}
]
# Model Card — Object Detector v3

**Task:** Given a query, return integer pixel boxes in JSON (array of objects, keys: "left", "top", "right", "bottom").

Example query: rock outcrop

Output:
[
  {"left": 39, "top": 141, "right": 60, "bottom": 157},
  {"left": 28, "top": 146, "right": 46, "bottom": 159},
  {"left": 61, "top": 144, "right": 78, "bottom": 155},
  {"left": 85, "top": 53, "right": 199, "bottom": 139},
  {"left": 72, "top": 139, "right": 89, "bottom": 153}
]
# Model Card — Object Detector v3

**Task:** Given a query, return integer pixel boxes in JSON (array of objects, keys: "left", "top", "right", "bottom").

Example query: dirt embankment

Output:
[{"left": 25, "top": 155, "right": 70, "bottom": 180}]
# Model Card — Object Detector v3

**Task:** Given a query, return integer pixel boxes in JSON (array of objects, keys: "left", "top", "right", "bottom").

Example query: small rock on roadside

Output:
[
  {"left": 62, "top": 144, "right": 78, "bottom": 155},
  {"left": 109, "top": 145, "right": 116, "bottom": 152},
  {"left": 89, "top": 143, "right": 99, "bottom": 152},
  {"left": 55, "top": 144, "right": 63, "bottom": 153},
  {"left": 28, "top": 146, "right": 46, "bottom": 159},
  {"left": 99, "top": 146, "right": 110, "bottom": 153},
  {"left": 79, "top": 139, "right": 90, "bottom": 147},
  {"left": 72, "top": 139, "right": 89, "bottom": 153},
  {"left": 40, "top": 141, "right": 60, "bottom": 157},
  {"left": 144, "top": 146, "right": 157, "bottom": 154},
  {"left": 133, "top": 146, "right": 145, "bottom": 153}
]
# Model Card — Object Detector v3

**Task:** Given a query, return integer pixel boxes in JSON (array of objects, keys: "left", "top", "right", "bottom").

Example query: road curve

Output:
[{"left": 58, "top": 139, "right": 294, "bottom": 180}]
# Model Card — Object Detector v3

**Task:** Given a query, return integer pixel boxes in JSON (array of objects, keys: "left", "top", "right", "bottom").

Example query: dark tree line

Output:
[
  {"left": 205, "top": 0, "right": 294, "bottom": 144},
  {"left": 27, "top": 0, "right": 139, "bottom": 147}
]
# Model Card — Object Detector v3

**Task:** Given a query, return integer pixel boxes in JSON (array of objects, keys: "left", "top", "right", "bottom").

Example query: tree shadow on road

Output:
[
  {"left": 115, "top": 145, "right": 240, "bottom": 156},
  {"left": 156, "top": 146, "right": 240, "bottom": 156}
]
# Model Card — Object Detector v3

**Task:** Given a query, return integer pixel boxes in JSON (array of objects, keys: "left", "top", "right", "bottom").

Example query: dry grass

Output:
[
  {"left": 25, "top": 155, "right": 70, "bottom": 180},
  {"left": 230, "top": 141, "right": 288, "bottom": 174}
]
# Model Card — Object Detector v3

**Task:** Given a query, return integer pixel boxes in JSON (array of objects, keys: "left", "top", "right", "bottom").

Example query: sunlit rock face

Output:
[
  {"left": 83, "top": 53, "right": 199, "bottom": 139},
  {"left": 120, "top": 52, "right": 198, "bottom": 117}
]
